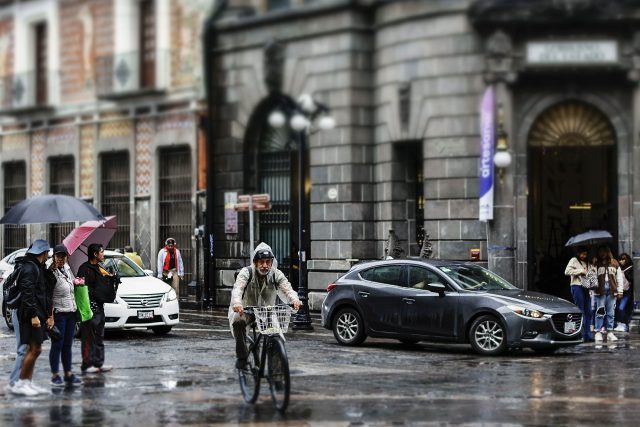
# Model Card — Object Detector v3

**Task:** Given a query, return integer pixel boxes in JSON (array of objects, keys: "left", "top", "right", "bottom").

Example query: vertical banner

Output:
[{"left": 479, "top": 86, "right": 495, "bottom": 222}]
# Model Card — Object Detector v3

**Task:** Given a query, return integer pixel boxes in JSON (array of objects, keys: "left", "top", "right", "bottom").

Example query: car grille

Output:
[
  {"left": 551, "top": 313, "right": 583, "bottom": 334},
  {"left": 121, "top": 293, "right": 164, "bottom": 309}
]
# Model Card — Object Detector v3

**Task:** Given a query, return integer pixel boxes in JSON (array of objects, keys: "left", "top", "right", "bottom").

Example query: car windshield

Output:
[
  {"left": 103, "top": 255, "right": 146, "bottom": 278},
  {"left": 438, "top": 264, "right": 516, "bottom": 291}
]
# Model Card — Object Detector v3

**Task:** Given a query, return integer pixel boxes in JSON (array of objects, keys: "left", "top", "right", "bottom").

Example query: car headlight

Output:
[
  {"left": 166, "top": 289, "right": 177, "bottom": 302},
  {"left": 507, "top": 305, "right": 544, "bottom": 319}
]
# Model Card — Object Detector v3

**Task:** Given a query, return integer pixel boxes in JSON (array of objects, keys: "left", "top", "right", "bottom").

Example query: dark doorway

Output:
[{"left": 528, "top": 101, "right": 617, "bottom": 300}]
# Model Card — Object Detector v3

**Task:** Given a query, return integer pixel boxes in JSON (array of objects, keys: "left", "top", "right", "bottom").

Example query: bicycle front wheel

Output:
[
  {"left": 238, "top": 335, "right": 260, "bottom": 403},
  {"left": 267, "top": 337, "right": 290, "bottom": 412}
]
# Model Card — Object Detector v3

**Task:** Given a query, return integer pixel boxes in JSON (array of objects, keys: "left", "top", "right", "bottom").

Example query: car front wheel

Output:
[
  {"left": 3, "top": 302, "right": 14, "bottom": 331},
  {"left": 469, "top": 315, "right": 507, "bottom": 356},
  {"left": 332, "top": 307, "right": 366, "bottom": 346}
]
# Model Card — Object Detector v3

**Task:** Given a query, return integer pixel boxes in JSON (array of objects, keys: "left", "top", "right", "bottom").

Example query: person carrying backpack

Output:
[
  {"left": 9, "top": 240, "right": 56, "bottom": 396},
  {"left": 228, "top": 242, "right": 302, "bottom": 369}
]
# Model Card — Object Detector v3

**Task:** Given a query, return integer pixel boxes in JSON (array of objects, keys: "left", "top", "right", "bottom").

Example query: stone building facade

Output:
[
  {"left": 208, "top": 0, "right": 639, "bottom": 306},
  {"left": 0, "top": 0, "right": 215, "bottom": 295}
]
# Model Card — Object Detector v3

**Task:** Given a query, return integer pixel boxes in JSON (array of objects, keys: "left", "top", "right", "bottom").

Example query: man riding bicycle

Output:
[{"left": 229, "top": 242, "right": 302, "bottom": 369}]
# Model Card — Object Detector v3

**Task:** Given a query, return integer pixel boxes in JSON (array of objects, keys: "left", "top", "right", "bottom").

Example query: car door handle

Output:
[
  {"left": 358, "top": 291, "right": 370, "bottom": 298},
  {"left": 402, "top": 298, "right": 415, "bottom": 304}
]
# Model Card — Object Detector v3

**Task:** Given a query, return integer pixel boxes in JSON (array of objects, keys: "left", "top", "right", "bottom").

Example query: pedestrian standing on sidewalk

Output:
[
  {"left": 7, "top": 254, "right": 28, "bottom": 390},
  {"left": 564, "top": 246, "right": 593, "bottom": 342},
  {"left": 156, "top": 238, "right": 183, "bottom": 295},
  {"left": 10, "top": 240, "right": 56, "bottom": 396},
  {"left": 614, "top": 253, "right": 634, "bottom": 332},
  {"left": 594, "top": 245, "right": 624, "bottom": 343},
  {"left": 47, "top": 244, "right": 82, "bottom": 387},
  {"left": 77, "top": 243, "right": 119, "bottom": 374}
]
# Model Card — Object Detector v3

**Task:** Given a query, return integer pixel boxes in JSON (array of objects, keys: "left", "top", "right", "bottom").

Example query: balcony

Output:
[
  {"left": 0, "top": 70, "right": 56, "bottom": 115},
  {"left": 96, "top": 50, "right": 168, "bottom": 100}
]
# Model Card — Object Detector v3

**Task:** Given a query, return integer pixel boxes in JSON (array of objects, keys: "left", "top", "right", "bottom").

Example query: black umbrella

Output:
[
  {"left": 0, "top": 194, "right": 105, "bottom": 224},
  {"left": 565, "top": 230, "right": 613, "bottom": 247}
]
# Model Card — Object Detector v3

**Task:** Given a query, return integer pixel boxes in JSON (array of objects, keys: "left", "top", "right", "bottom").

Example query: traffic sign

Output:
[{"left": 238, "top": 193, "right": 270, "bottom": 203}]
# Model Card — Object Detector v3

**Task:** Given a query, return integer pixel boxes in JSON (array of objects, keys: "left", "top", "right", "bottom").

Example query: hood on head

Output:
[{"left": 252, "top": 242, "right": 278, "bottom": 272}]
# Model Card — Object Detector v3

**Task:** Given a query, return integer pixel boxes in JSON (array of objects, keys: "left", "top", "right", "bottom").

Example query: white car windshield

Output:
[
  {"left": 438, "top": 264, "right": 516, "bottom": 291},
  {"left": 103, "top": 256, "right": 146, "bottom": 278}
]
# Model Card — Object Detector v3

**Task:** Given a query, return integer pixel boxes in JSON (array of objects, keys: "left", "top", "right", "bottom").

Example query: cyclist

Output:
[{"left": 229, "top": 242, "right": 302, "bottom": 369}]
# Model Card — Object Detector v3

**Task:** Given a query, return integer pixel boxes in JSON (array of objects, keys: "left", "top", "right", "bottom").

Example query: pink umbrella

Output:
[{"left": 63, "top": 216, "right": 117, "bottom": 274}]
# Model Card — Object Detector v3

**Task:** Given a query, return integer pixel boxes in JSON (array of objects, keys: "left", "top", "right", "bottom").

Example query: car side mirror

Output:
[
  {"left": 426, "top": 282, "right": 446, "bottom": 295},
  {"left": 143, "top": 269, "right": 154, "bottom": 276}
]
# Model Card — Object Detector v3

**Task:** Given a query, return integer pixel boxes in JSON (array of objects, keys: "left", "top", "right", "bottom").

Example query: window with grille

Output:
[
  {"left": 3, "top": 162, "right": 27, "bottom": 256},
  {"left": 49, "top": 156, "right": 75, "bottom": 245},
  {"left": 158, "top": 147, "right": 192, "bottom": 288},
  {"left": 139, "top": 0, "right": 156, "bottom": 89},
  {"left": 35, "top": 22, "right": 48, "bottom": 105},
  {"left": 101, "top": 152, "right": 130, "bottom": 250}
]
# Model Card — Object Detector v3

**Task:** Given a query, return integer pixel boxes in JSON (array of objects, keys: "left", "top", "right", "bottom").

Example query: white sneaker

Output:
[
  {"left": 608, "top": 332, "right": 618, "bottom": 342},
  {"left": 595, "top": 332, "right": 603, "bottom": 343},
  {"left": 28, "top": 381, "right": 48, "bottom": 394},
  {"left": 614, "top": 324, "right": 626, "bottom": 332},
  {"left": 10, "top": 380, "right": 38, "bottom": 396}
]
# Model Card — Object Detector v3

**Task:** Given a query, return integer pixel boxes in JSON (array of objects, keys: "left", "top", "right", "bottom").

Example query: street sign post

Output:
[{"left": 234, "top": 194, "right": 272, "bottom": 257}]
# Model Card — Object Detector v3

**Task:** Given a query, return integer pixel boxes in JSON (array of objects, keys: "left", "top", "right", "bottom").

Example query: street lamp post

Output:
[{"left": 268, "top": 94, "right": 335, "bottom": 330}]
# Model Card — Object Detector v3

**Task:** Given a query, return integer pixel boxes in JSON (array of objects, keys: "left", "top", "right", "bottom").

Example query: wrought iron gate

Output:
[
  {"left": 258, "top": 151, "right": 292, "bottom": 278},
  {"left": 49, "top": 156, "right": 75, "bottom": 245},
  {"left": 3, "top": 162, "right": 26, "bottom": 256},
  {"left": 101, "top": 152, "right": 130, "bottom": 250},
  {"left": 159, "top": 147, "right": 192, "bottom": 290}
]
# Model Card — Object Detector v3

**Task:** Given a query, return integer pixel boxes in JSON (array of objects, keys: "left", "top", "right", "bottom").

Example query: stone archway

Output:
[{"left": 527, "top": 101, "right": 617, "bottom": 298}]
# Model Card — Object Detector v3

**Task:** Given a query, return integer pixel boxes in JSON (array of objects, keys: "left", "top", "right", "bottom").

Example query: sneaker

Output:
[
  {"left": 64, "top": 374, "right": 82, "bottom": 386},
  {"left": 608, "top": 332, "right": 618, "bottom": 342},
  {"left": 9, "top": 380, "right": 38, "bottom": 396},
  {"left": 98, "top": 365, "right": 112, "bottom": 373},
  {"left": 614, "top": 324, "right": 626, "bottom": 332},
  {"left": 82, "top": 366, "right": 100, "bottom": 374},
  {"left": 50, "top": 376, "right": 65, "bottom": 388},
  {"left": 595, "top": 332, "right": 603, "bottom": 343},
  {"left": 28, "top": 381, "right": 48, "bottom": 394}
]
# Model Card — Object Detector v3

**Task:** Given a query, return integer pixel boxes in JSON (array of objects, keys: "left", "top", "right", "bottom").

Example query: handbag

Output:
[
  {"left": 48, "top": 325, "right": 62, "bottom": 342},
  {"left": 580, "top": 268, "right": 598, "bottom": 289}
]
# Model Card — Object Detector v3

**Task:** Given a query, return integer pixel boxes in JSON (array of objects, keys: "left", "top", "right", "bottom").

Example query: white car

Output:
[{"left": 1, "top": 249, "right": 179, "bottom": 335}]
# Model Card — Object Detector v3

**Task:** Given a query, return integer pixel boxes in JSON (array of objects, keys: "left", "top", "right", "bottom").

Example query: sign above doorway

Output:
[{"left": 526, "top": 40, "right": 618, "bottom": 65}]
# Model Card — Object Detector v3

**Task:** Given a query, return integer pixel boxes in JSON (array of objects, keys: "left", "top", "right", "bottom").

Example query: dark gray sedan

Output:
[{"left": 321, "top": 259, "right": 583, "bottom": 355}]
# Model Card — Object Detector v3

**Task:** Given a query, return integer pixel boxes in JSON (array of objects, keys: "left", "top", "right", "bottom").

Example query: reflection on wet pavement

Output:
[{"left": 1, "top": 309, "right": 640, "bottom": 425}]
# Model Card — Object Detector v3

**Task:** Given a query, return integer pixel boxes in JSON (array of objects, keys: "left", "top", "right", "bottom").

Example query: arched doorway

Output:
[{"left": 528, "top": 101, "right": 617, "bottom": 300}]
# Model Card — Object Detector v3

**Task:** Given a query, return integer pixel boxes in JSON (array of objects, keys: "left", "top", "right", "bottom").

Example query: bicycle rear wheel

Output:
[
  {"left": 238, "top": 335, "right": 260, "bottom": 403},
  {"left": 267, "top": 337, "right": 290, "bottom": 412}
]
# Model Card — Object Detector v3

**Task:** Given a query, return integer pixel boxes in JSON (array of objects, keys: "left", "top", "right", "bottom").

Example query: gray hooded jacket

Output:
[{"left": 228, "top": 242, "right": 299, "bottom": 331}]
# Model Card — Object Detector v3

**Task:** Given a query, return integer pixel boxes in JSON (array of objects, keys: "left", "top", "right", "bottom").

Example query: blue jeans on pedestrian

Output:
[
  {"left": 571, "top": 285, "right": 593, "bottom": 340},
  {"left": 615, "top": 292, "right": 632, "bottom": 328},
  {"left": 49, "top": 311, "right": 76, "bottom": 375},
  {"left": 594, "top": 287, "right": 616, "bottom": 332},
  {"left": 10, "top": 309, "right": 27, "bottom": 385}
]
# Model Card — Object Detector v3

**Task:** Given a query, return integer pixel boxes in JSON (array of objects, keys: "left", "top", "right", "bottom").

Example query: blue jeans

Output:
[
  {"left": 49, "top": 311, "right": 76, "bottom": 375},
  {"left": 10, "top": 309, "right": 27, "bottom": 385},
  {"left": 595, "top": 288, "right": 616, "bottom": 332},
  {"left": 571, "top": 286, "right": 593, "bottom": 340},
  {"left": 615, "top": 292, "right": 632, "bottom": 327}
]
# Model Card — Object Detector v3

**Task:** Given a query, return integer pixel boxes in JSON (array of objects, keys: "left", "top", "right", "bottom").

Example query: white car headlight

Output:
[
  {"left": 166, "top": 289, "right": 177, "bottom": 302},
  {"left": 507, "top": 305, "right": 544, "bottom": 319}
]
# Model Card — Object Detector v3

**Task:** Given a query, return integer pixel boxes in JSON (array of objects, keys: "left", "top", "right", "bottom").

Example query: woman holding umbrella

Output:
[{"left": 594, "top": 245, "right": 625, "bottom": 343}]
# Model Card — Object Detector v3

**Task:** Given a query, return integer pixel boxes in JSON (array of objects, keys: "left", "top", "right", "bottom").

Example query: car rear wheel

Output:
[
  {"left": 332, "top": 307, "right": 366, "bottom": 346},
  {"left": 469, "top": 315, "right": 507, "bottom": 356},
  {"left": 151, "top": 326, "right": 172, "bottom": 335}
]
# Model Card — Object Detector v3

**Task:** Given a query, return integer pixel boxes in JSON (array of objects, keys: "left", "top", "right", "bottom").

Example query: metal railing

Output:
[
  {"left": 0, "top": 70, "right": 58, "bottom": 111},
  {"left": 2, "top": 162, "right": 27, "bottom": 256},
  {"left": 95, "top": 50, "right": 169, "bottom": 97}
]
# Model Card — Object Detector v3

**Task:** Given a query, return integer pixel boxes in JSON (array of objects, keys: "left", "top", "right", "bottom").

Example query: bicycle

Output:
[{"left": 237, "top": 304, "right": 295, "bottom": 412}]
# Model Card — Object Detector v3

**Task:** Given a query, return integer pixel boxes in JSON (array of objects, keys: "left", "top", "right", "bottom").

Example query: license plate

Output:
[
  {"left": 564, "top": 321, "right": 577, "bottom": 333},
  {"left": 137, "top": 310, "right": 154, "bottom": 320}
]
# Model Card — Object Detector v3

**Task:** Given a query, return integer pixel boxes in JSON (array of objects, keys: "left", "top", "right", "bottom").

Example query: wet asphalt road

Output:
[{"left": 2, "top": 309, "right": 640, "bottom": 426}]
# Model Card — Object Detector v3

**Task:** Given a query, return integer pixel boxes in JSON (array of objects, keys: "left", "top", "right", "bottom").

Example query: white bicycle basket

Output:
[{"left": 253, "top": 305, "right": 294, "bottom": 334}]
